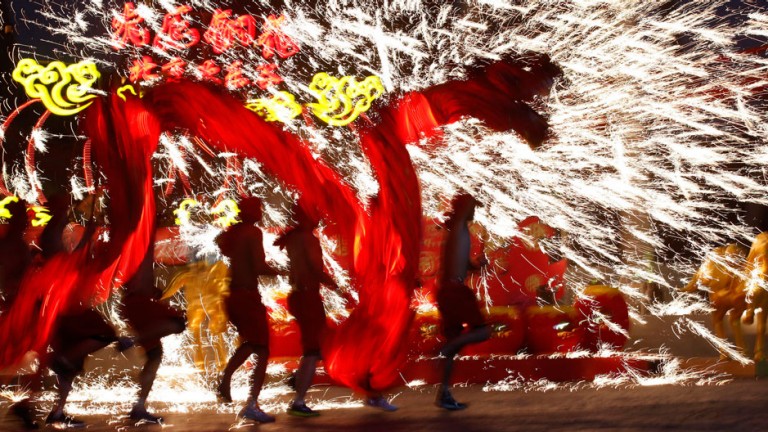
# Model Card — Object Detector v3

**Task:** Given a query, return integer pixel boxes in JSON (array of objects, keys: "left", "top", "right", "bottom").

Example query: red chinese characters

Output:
[
  {"left": 255, "top": 63, "right": 283, "bottom": 89},
  {"left": 203, "top": 9, "right": 257, "bottom": 54},
  {"left": 129, "top": 56, "right": 160, "bottom": 82},
  {"left": 111, "top": 2, "right": 300, "bottom": 89},
  {"left": 162, "top": 57, "right": 187, "bottom": 80},
  {"left": 257, "top": 14, "right": 300, "bottom": 59},
  {"left": 225, "top": 61, "right": 250, "bottom": 89},
  {"left": 111, "top": 2, "right": 151, "bottom": 50},
  {"left": 198, "top": 60, "right": 222, "bottom": 84},
  {"left": 153, "top": 5, "right": 200, "bottom": 51}
]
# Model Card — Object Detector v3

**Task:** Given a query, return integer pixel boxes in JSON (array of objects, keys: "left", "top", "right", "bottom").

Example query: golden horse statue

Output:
[
  {"left": 734, "top": 232, "right": 768, "bottom": 361},
  {"left": 163, "top": 260, "right": 231, "bottom": 371},
  {"left": 683, "top": 243, "right": 748, "bottom": 358}
]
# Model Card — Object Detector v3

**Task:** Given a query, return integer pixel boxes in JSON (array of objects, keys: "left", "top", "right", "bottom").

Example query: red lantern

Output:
[{"left": 575, "top": 285, "right": 630, "bottom": 351}]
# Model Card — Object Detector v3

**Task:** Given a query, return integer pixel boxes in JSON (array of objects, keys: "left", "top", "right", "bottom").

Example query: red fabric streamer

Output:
[{"left": 0, "top": 56, "right": 558, "bottom": 392}]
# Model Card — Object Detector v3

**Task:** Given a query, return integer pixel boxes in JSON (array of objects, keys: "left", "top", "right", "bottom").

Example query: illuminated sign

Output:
[
  {"left": 245, "top": 91, "right": 302, "bottom": 123},
  {"left": 12, "top": 59, "right": 100, "bottom": 116},
  {"left": 110, "top": 3, "right": 299, "bottom": 89},
  {"left": 153, "top": 5, "right": 200, "bottom": 51},
  {"left": 257, "top": 14, "right": 300, "bottom": 60},
  {"left": 173, "top": 198, "right": 241, "bottom": 227},
  {"left": 306, "top": 73, "right": 384, "bottom": 126},
  {"left": 111, "top": 2, "right": 150, "bottom": 50},
  {"left": 117, "top": 84, "right": 142, "bottom": 101},
  {"left": 0, "top": 196, "right": 19, "bottom": 220},
  {"left": 173, "top": 198, "right": 199, "bottom": 226},
  {"left": 0, "top": 196, "right": 53, "bottom": 226},
  {"left": 30, "top": 206, "right": 52, "bottom": 227}
]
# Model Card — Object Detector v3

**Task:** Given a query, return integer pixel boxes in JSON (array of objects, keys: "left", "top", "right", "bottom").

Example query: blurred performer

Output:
[
  {"left": 42, "top": 195, "right": 126, "bottom": 428},
  {"left": 435, "top": 193, "right": 491, "bottom": 410},
  {"left": 216, "top": 196, "right": 280, "bottom": 423},
  {"left": 734, "top": 233, "right": 768, "bottom": 361},
  {"left": 275, "top": 202, "right": 336, "bottom": 417},
  {"left": 0, "top": 198, "right": 30, "bottom": 310},
  {"left": 0, "top": 198, "right": 38, "bottom": 429},
  {"left": 277, "top": 202, "right": 397, "bottom": 414},
  {"left": 682, "top": 243, "right": 747, "bottom": 358},
  {"left": 121, "top": 244, "right": 186, "bottom": 424},
  {"left": 162, "top": 259, "right": 230, "bottom": 372}
]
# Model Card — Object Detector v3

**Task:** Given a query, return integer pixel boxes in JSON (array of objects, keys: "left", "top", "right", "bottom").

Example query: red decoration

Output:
[
  {"left": 255, "top": 63, "right": 283, "bottom": 89},
  {"left": 129, "top": 56, "right": 160, "bottom": 82},
  {"left": 525, "top": 306, "right": 584, "bottom": 354},
  {"left": 197, "top": 60, "right": 222, "bottom": 84},
  {"left": 224, "top": 61, "right": 250, "bottom": 89},
  {"left": 111, "top": 2, "right": 150, "bottom": 50},
  {"left": 574, "top": 285, "right": 630, "bottom": 351},
  {"left": 153, "top": 5, "right": 200, "bottom": 51},
  {"left": 203, "top": 9, "right": 257, "bottom": 54},
  {"left": 257, "top": 14, "right": 300, "bottom": 60},
  {"left": 161, "top": 57, "right": 187, "bottom": 80},
  {"left": 464, "top": 306, "right": 526, "bottom": 356},
  {"left": 484, "top": 216, "right": 567, "bottom": 307}
]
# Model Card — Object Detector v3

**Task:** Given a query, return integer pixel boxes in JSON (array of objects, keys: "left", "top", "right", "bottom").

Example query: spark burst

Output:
[{"left": 2, "top": 0, "right": 767, "bottom": 407}]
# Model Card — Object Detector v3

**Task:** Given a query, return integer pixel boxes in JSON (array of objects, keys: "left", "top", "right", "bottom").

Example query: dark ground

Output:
[{"left": 2, "top": 378, "right": 767, "bottom": 432}]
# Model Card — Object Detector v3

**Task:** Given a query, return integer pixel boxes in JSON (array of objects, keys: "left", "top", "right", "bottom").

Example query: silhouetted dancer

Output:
[
  {"left": 42, "top": 195, "right": 131, "bottom": 428},
  {"left": 435, "top": 194, "right": 491, "bottom": 410},
  {"left": 275, "top": 203, "right": 337, "bottom": 417},
  {"left": 121, "top": 243, "right": 186, "bottom": 424},
  {"left": 215, "top": 197, "right": 280, "bottom": 423},
  {"left": 0, "top": 198, "right": 37, "bottom": 429}
]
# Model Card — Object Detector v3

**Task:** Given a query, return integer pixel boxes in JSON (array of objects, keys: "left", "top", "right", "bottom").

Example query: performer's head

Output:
[
  {"left": 238, "top": 196, "right": 263, "bottom": 224},
  {"left": 447, "top": 193, "right": 480, "bottom": 225}
]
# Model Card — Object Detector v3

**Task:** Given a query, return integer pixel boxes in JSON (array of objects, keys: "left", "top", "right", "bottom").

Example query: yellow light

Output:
[
  {"left": 30, "top": 206, "right": 52, "bottom": 227},
  {"left": 173, "top": 198, "right": 199, "bottom": 226},
  {"left": 0, "top": 196, "right": 19, "bottom": 220},
  {"left": 245, "top": 91, "right": 302, "bottom": 123},
  {"left": 211, "top": 199, "right": 240, "bottom": 227},
  {"left": 12, "top": 59, "right": 101, "bottom": 117},
  {"left": 305, "top": 72, "right": 384, "bottom": 126},
  {"left": 117, "top": 84, "right": 142, "bottom": 101}
]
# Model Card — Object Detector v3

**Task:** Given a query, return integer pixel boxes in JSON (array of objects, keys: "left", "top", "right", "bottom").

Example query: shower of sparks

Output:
[{"left": 2, "top": 0, "right": 767, "bottom": 407}]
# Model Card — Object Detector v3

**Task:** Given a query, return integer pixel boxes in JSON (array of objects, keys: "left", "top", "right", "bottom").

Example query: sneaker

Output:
[
  {"left": 114, "top": 336, "right": 135, "bottom": 353},
  {"left": 287, "top": 402, "right": 320, "bottom": 418},
  {"left": 46, "top": 411, "right": 85, "bottom": 428},
  {"left": 10, "top": 399, "right": 39, "bottom": 430},
  {"left": 435, "top": 390, "right": 467, "bottom": 411},
  {"left": 365, "top": 396, "right": 398, "bottom": 412},
  {"left": 238, "top": 403, "right": 275, "bottom": 423},
  {"left": 216, "top": 375, "right": 232, "bottom": 403},
  {"left": 129, "top": 406, "right": 163, "bottom": 424}
]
